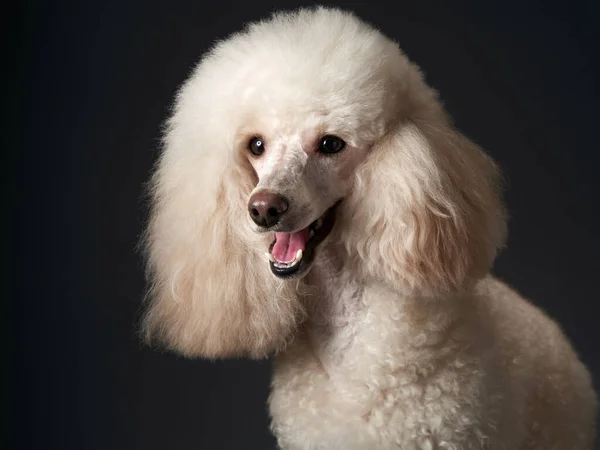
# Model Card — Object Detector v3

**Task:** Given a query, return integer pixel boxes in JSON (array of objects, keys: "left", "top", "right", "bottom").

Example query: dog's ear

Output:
[
  {"left": 340, "top": 117, "right": 506, "bottom": 296},
  {"left": 141, "top": 67, "right": 303, "bottom": 359}
]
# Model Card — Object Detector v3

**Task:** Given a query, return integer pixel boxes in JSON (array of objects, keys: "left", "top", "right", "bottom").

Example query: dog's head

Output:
[
  {"left": 235, "top": 11, "right": 413, "bottom": 279},
  {"left": 142, "top": 7, "right": 506, "bottom": 357}
]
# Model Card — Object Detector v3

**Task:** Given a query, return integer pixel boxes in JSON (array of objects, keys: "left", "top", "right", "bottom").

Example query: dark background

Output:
[{"left": 10, "top": 0, "right": 599, "bottom": 449}]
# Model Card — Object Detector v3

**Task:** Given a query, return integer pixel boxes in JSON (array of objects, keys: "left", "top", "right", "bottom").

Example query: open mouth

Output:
[{"left": 265, "top": 201, "right": 341, "bottom": 279}]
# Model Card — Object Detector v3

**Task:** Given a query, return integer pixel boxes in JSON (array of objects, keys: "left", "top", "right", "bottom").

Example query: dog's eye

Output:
[
  {"left": 249, "top": 137, "right": 265, "bottom": 156},
  {"left": 318, "top": 135, "right": 345, "bottom": 154}
]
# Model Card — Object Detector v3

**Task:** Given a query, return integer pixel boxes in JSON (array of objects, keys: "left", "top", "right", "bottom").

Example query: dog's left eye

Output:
[{"left": 318, "top": 135, "right": 346, "bottom": 154}]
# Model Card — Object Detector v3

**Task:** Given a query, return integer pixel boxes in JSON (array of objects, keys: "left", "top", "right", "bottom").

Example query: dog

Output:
[{"left": 142, "top": 7, "right": 597, "bottom": 449}]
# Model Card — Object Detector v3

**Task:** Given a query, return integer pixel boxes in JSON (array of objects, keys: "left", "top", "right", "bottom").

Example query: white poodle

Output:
[{"left": 142, "top": 7, "right": 597, "bottom": 449}]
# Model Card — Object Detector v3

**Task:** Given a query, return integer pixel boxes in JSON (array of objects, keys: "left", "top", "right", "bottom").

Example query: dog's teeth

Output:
[
  {"left": 270, "top": 250, "right": 304, "bottom": 269},
  {"left": 314, "top": 218, "right": 323, "bottom": 229}
]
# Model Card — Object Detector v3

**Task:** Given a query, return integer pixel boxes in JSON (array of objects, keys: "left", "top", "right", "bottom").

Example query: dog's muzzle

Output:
[{"left": 264, "top": 200, "right": 342, "bottom": 279}]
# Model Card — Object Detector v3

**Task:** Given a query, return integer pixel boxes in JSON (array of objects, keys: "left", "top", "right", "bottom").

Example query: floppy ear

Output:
[
  {"left": 340, "top": 116, "right": 506, "bottom": 296},
  {"left": 141, "top": 65, "right": 304, "bottom": 359}
]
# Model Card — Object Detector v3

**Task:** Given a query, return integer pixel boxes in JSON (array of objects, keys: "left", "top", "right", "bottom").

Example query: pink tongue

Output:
[{"left": 272, "top": 228, "right": 310, "bottom": 263}]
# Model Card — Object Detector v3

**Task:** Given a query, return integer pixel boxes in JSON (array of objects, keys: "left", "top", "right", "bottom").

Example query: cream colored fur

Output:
[{"left": 142, "top": 7, "right": 597, "bottom": 449}]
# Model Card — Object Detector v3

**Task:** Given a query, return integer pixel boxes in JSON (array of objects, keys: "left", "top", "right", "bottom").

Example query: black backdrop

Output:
[{"left": 11, "top": 1, "right": 600, "bottom": 449}]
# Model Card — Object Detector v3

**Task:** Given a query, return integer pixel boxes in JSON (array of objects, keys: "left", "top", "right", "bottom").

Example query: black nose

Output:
[{"left": 248, "top": 191, "right": 289, "bottom": 227}]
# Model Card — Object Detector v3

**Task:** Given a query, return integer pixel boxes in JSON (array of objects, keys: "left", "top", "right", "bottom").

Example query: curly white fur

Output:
[{"left": 142, "top": 7, "right": 597, "bottom": 449}]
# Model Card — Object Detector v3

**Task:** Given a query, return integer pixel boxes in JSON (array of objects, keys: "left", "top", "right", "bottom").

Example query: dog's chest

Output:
[
  {"left": 269, "top": 280, "right": 508, "bottom": 449},
  {"left": 269, "top": 279, "right": 409, "bottom": 447}
]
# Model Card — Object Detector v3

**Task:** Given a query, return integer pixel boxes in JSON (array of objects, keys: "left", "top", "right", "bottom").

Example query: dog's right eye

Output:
[{"left": 249, "top": 137, "right": 265, "bottom": 156}]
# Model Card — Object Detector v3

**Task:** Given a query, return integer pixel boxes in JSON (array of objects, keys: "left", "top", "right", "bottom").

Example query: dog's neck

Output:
[
  {"left": 301, "top": 242, "right": 472, "bottom": 376},
  {"left": 303, "top": 245, "right": 364, "bottom": 372}
]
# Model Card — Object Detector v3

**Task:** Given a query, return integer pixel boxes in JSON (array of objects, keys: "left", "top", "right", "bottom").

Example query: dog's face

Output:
[
  {"left": 243, "top": 112, "right": 370, "bottom": 278},
  {"left": 218, "top": 14, "right": 409, "bottom": 281}
]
